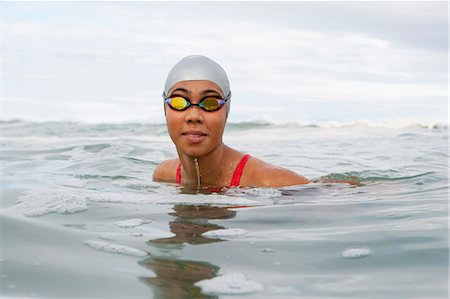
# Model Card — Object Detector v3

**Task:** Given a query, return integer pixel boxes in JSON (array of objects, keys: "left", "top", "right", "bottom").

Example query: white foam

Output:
[
  {"left": 153, "top": 193, "right": 261, "bottom": 206},
  {"left": 342, "top": 247, "right": 371, "bottom": 258},
  {"left": 1, "top": 187, "right": 259, "bottom": 218},
  {"left": 114, "top": 218, "right": 151, "bottom": 228},
  {"left": 85, "top": 192, "right": 158, "bottom": 204},
  {"left": 0, "top": 190, "right": 88, "bottom": 217},
  {"left": 87, "top": 190, "right": 259, "bottom": 206},
  {"left": 84, "top": 240, "right": 147, "bottom": 257},
  {"left": 225, "top": 187, "right": 282, "bottom": 198},
  {"left": 195, "top": 273, "right": 264, "bottom": 295},
  {"left": 1, "top": 188, "right": 158, "bottom": 218},
  {"left": 201, "top": 228, "right": 248, "bottom": 239}
]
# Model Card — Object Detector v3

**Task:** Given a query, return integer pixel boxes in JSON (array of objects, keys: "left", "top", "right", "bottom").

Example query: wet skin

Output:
[{"left": 153, "top": 80, "right": 310, "bottom": 188}]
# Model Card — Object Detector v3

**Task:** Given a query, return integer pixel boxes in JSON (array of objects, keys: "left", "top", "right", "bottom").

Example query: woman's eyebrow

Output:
[
  {"left": 170, "top": 87, "right": 190, "bottom": 95},
  {"left": 201, "top": 89, "right": 221, "bottom": 96}
]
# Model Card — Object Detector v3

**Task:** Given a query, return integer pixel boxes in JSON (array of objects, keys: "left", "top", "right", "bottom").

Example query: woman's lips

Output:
[{"left": 181, "top": 131, "right": 207, "bottom": 143}]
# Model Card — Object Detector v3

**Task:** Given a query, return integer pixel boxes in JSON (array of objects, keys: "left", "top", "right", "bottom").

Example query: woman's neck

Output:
[{"left": 178, "top": 144, "right": 235, "bottom": 187}]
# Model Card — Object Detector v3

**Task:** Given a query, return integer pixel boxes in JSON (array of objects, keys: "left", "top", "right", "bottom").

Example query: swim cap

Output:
[{"left": 163, "top": 55, "right": 231, "bottom": 113}]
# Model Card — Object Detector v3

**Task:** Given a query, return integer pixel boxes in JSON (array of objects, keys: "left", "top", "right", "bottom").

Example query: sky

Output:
[{"left": 2, "top": 1, "right": 448, "bottom": 124}]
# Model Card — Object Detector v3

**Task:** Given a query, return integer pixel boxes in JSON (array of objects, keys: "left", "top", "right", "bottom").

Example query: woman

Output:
[{"left": 153, "top": 55, "right": 310, "bottom": 188}]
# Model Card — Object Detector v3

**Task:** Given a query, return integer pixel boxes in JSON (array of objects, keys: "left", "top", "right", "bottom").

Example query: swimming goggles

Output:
[{"left": 163, "top": 95, "right": 228, "bottom": 112}]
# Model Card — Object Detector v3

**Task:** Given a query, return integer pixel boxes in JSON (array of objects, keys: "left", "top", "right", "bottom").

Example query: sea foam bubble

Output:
[
  {"left": 195, "top": 273, "right": 264, "bottom": 295},
  {"left": 84, "top": 240, "right": 147, "bottom": 257},
  {"left": 342, "top": 247, "right": 371, "bottom": 259},
  {"left": 201, "top": 228, "right": 248, "bottom": 239}
]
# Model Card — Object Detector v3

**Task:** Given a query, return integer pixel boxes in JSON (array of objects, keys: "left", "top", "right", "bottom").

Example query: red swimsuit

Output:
[{"left": 176, "top": 154, "right": 251, "bottom": 187}]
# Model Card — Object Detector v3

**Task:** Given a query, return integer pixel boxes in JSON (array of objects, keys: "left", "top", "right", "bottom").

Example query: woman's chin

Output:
[
  {"left": 177, "top": 141, "right": 222, "bottom": 159},
  {"left": 179, "top": 147, "right": 209, "bottom": 159}
]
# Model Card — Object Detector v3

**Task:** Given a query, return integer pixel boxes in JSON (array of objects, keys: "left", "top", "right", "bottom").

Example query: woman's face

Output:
[{"left": 165, "top": 80, "right": 228, "bottom": 158}]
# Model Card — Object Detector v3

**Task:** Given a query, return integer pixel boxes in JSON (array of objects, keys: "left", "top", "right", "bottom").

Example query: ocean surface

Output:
[{"left": 1, "top": 120, "right": 448, "bottom": 298}]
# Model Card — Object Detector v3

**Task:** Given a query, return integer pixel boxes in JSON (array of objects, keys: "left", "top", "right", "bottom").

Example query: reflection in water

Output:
[
  {"left": 139, "top": 256, "right": 219, "bottom": 299},
  {"left": 151, "top": 205, "right": 237, "bottom": 246},
  {"left": 140, "top": 205, "right": 237, "bottom": 299}
]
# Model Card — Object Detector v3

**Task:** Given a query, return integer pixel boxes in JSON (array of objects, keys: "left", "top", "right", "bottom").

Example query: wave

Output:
[
  {"left": 228, "top": 119, "right": 448, "bottom": 130},
  {"left": 317, "top": 170, "right": 437, "bottom": 183},
  {"left": 1, "top": 119, "right": 447, "bottom": 138},
  {"left": 1, "top": 120, "right": 168, "bottom": 138}
]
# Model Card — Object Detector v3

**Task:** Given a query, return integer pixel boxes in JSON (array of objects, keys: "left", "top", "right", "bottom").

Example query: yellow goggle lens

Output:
[{"left": 170, "top": 97, "right": 188, "bottom": 110}]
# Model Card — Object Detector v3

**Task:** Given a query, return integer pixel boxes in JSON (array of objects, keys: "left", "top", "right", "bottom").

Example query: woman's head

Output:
[
  {"left": 163, "top": 55, "right": 231, "bottom": 115},
  {"left": 163, "top": 56, "right": 231, "bottom": 158}
]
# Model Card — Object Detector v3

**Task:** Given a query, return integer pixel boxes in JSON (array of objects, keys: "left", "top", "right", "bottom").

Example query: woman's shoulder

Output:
[
  {"left": 153, "top": 158, "right": 180, "bottom": 182},
  {"left": 243, "top": 156, "right": 310, "bottom": 187}
]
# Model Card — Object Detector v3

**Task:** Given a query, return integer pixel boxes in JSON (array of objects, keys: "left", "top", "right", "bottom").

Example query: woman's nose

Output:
[{"left": 185, "top": 106, "right": 204, "bottom": 124}]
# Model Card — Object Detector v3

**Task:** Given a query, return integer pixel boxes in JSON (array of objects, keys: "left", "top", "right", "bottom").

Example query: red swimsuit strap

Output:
[
  {"left": 175, "top": 154, "right": 251, "bottom": 187},
  {"left": 229, "top": 154, "right": 251, "bottom": 187},
  {"left": 176, "top": 163, "right": 182, "bottom": 184}
]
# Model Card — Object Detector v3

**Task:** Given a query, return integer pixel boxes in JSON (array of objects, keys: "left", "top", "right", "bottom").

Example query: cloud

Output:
[{"left": 2, "top": 1, "right": 447, "bottom": 123}]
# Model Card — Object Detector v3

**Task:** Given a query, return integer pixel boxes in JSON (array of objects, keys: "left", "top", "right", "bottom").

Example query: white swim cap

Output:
[{"left": 163, "top": 55, "right": 232, "bottom": 105}]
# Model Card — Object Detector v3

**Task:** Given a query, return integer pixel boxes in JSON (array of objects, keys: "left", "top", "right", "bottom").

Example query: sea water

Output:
[{"left": 0, "top": 120, "right": 448, "bottom": 298}]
